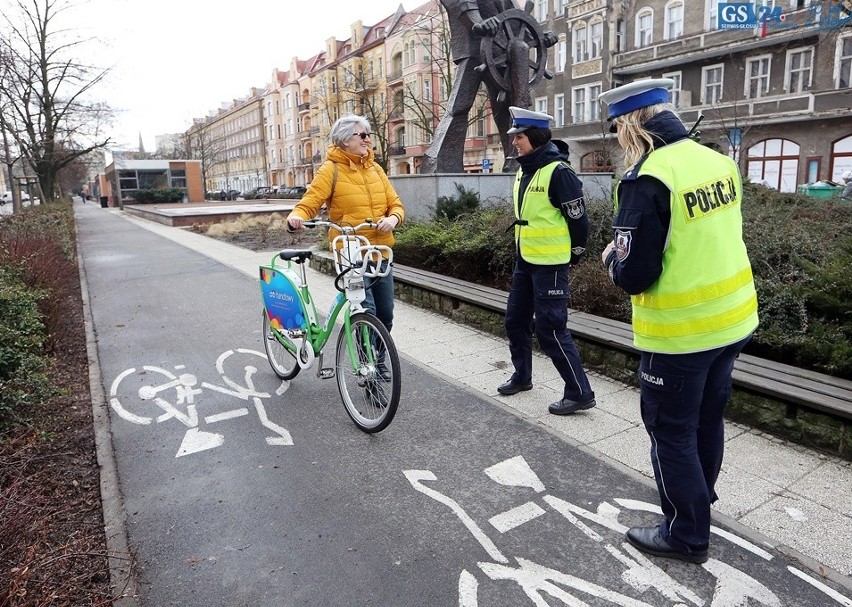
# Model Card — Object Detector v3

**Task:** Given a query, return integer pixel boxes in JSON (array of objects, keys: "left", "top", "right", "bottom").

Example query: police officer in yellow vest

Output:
[
  {"left": 600, "top": 79, "right": 759, "bottom": 564},
  {"left": 497, "top": 107, "right": 596, "bottom": 416}
]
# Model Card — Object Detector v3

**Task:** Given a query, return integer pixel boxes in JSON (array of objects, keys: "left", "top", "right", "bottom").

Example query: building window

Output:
[
  {"left": 589, "top": 20, "right": 603, "bottom": 59},
  {"left": 635, "top": 9, "right": 654, "bottom": 48},
  {"left": 665, "top": 1, "right": 684, "bottom": 39},
  {"left": 581, "top": 150, "right": 614, "bottom": 172},
  {"left": 554, "top": 93, "right": 565, "bottom": 127},
  {"left": 555, "top": 0, "right": 565, "bottom": 16},
  {"left": 786, "top": 47, "right": 813, "bottom": 92},
  {"left": 745, "top": 55, "right": 771, "bottom": 98},
  {"left": 535, "top": 96, "right": 548, "bottom": 115},
  {"left": 663, "top": 71, "right": 683, "bottom": 107},
  {"left": 423, "top": 79, "right": 432, "bottom": 101},
  {"left": 573, "top": 22, "right": 587, "bottom": 62},
  {"left": 535, "top": 0, "right": 547, "bottom": 21},
  {"left": 572, "top": 83, "right": 601, "bottom": 122},
  {"left": 747, "top": 138, "right": 800, "bottom": 192},
  {"left": 702, "top": 64, "right": 724, "bottom": 104},
  {"left": 831, "top": 134, "right": 852, "bottom": 181},
  {"left": 836, "top": 34, "right": 852, "bottom": 88},
  {"left": 706, "top": 0, "right": 720, "bottom": 30},
  {"left": 616, "top": 19, "right": 626, "bottom": 51},
  {"left": 170, "top": 169, "right": 187, "bottom": 189},
  {"left": 556, "top": 36, "right": 567, "bottom": 72}
]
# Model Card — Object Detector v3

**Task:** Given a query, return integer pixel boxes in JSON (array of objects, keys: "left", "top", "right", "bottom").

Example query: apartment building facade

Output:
[
  {"left": 186, "top": 0, "right": 850, "bottom": 194},
  {"left": 535, "top": 0, "right": 852, "bottom": 190}
]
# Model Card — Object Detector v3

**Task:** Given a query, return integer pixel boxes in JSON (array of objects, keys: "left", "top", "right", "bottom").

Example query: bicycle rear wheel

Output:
[
  {"left": 335, "top": 312, "right": 400, "bottom": 433},
  {"left": 262, "top": 311, "right": 300, "bottom": 380}
]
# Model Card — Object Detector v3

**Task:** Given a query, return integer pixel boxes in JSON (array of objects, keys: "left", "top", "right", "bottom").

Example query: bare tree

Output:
[
  {"left": 185, "top": 121, "right": 226, "bottom": 192},
  {"left": 0, "top": 0, "right": 112, "bottom": 202},
  {"left": 337, "top": 59, "right": 393, "bottom": 170},
  {"left": 399, "top": 4, "right": 488, "bottom": 143}
]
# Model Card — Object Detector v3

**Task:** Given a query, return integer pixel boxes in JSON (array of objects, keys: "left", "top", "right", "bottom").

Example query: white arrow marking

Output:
[{"left": 175, "top": 428, "right": 225, "bottom": 458}]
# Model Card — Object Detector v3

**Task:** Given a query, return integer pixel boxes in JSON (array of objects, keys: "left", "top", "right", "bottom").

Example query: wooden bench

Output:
[{"left": 392, "top": 262, "right": 852, "bottom": 425}]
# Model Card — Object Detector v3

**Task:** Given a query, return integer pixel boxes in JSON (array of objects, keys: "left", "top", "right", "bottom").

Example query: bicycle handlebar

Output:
[{"left": 300, "top": 219, "right": 378, "bottom": 233}]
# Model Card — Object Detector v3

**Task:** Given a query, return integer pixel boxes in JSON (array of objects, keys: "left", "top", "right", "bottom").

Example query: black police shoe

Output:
[
  {"left": 497, "top": 379, "right": 533, "bottom": 395},
  {"left": 547, "top": 396, "right": 596, "bottom": 415},
  {"left": 625, "top": 526, "right": 708, "bottom": 564}
]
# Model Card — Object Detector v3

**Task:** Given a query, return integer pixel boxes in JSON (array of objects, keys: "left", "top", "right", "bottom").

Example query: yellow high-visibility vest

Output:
[
  {"left": 630, "top": 140, "right": 759, "bottom": 353},
  {"left": 513, "top": 161, "right": 572, "bottom": 265}
]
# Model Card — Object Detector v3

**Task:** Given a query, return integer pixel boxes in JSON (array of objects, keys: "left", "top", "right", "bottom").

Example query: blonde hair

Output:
[{"left": 613, "top": 103, "right": 680, "bottom": 169}]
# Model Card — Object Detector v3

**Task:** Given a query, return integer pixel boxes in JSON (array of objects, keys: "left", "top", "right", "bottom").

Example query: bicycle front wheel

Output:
[
  {"left": 262, "top": 311, "right": 300, "bottom": 380},
  {"left": 335, "top": 312, "right": 400, "bottom": 433}
]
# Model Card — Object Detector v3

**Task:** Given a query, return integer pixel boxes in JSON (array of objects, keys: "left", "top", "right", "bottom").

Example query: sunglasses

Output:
[{"left": 353, "top": 132, "right": 371, "bottom": 140}]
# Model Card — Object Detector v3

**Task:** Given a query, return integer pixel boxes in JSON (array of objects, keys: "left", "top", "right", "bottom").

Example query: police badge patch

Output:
[
  {"left": 615, "top": 229, "right": 632, "bottom": 262},
  {"left": 562, "top": 197, "right": 586, "bottom": 220}
]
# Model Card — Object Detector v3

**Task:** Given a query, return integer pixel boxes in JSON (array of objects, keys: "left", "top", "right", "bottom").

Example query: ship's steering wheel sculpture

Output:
[{"left": 472, "top": 5, "right": 554, "bottom": 108}]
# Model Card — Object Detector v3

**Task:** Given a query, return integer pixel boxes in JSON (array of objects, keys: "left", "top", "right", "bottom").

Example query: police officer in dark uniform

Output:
[
  {"left": 599, "top": 79, "right": 759, "bottom": 564},
  {"left": 497, "top": 106, "right": 596, "bottom": 416}
]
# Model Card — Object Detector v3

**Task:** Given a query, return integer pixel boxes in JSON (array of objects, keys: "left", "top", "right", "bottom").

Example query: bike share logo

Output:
[{"left": 718, "top": 0, "right": 851, "bottom": 30}]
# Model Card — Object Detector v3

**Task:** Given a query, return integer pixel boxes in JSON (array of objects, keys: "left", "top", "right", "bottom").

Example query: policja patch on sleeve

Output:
[
  {"left": 615, "top": 229, "right": 632, "bottom": 262},
  {"left": 561, "top": 197, "right": 586, "bottom": 220}
]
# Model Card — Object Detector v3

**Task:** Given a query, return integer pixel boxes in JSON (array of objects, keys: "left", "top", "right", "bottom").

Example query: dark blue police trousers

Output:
[
  {"left": 637, "top": 335, "right": 752, "bottom": 554},
  {"left": 504, "top": 258, "right": 594, "bottom": 402}
]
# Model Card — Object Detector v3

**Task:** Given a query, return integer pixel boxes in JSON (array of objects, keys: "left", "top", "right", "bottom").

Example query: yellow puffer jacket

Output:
[{"left": 291, "top": 146, "right": 405, "bottom": 253}]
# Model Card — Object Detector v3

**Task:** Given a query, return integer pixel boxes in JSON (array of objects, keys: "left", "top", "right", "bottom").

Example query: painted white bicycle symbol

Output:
[
  {"left": 405, "top": 455, "right": 847, "bottom": 607},
  {"left": 109, "top": 348, "right": 292, "bottom": 457}
]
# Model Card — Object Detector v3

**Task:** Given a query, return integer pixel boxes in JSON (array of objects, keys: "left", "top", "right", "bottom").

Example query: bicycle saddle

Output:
[{"left": 278, "top": 249, "right": 313, "bottom": 263}]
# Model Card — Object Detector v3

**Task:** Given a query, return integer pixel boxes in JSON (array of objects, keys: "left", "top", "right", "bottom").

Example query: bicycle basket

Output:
[{"left": 259, "top": 266, "right": 309, "bottom": 331}]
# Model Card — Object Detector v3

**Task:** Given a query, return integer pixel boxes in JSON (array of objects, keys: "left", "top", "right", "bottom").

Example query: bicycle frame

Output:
[{"left": 259, "top": 221, "right": 393, "bottom": 376}]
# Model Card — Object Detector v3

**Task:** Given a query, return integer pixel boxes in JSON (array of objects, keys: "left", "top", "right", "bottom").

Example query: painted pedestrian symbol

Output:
[{"left": 109, "top": 348, "right": 292, "bottom": 457}]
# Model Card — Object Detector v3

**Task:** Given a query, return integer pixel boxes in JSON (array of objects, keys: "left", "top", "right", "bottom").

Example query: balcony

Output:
[
  {"left": 355, "top": 79, "right": 379, "bottom": 92},
  {"left": 388, "top": 146, "right": 406, "bottom": 156},
  {"left": 388, "top": 110, "right": 405, "bottom": 123},
  {"left": 612, "top": 8, "right": 821, "bottom": 75},
  {"left": 298, "top": 102, "right": 310, "bottom": 112},
  {"left": 387, "top": 68, "right": 403, "bottom": 83}
]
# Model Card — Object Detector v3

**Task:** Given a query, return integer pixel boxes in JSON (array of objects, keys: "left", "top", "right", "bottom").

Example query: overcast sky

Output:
[{"left": 64, "top": 0, "right": 410, "bottom": 151}]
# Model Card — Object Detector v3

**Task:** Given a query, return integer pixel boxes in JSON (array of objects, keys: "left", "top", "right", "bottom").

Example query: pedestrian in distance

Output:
[
  {"left": 497, "top": 106, "right": 596, "bottom": 416},
  {"left": 287, "top": 114, "right": 405, "bottom": 334},
  {"left": 841, "top": 170, "right": 852, "bottom": 199},
  {"left": 599, "top": 79, "right": 759, "bottom": 564}
]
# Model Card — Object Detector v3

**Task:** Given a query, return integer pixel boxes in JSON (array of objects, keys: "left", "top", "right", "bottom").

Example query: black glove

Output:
[{"left": 569, "top": 246, "right": 586, "bottom": 266}]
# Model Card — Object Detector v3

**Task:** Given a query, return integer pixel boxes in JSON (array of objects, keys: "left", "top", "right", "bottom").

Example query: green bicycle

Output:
[{"left": 259, "top": 220, "right": 400, "bottom": 432}]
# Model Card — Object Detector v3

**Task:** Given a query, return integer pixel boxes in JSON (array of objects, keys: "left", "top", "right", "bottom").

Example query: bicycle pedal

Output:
[{"left": 318, "top": 368, "right": 335, "bottom": 379}]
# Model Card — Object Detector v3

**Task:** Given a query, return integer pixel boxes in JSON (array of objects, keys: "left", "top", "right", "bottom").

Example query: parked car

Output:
[
  {"left": 279, "top": 186, "right": 307, "bottom": 199},
  {"left": 249, "top": 186, "right": 274, "bottom": 199}
]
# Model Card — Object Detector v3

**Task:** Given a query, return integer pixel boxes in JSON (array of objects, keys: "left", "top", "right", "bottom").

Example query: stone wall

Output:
[{"left": 388, "top": 172, "right": 615, "bottom": 220}]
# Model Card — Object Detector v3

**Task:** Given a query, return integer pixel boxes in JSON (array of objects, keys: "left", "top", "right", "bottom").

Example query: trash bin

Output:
[
  {"left": 797, "top": 183, "right": 844, "bottom": 199},
  {"left": 99, "top": 196, "right": 108, "bottom": 208}
]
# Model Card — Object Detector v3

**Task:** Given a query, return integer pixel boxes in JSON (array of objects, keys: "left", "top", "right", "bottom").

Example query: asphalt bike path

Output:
[{"left": 75, "top": 202, "right": 852, "bottom": 606}]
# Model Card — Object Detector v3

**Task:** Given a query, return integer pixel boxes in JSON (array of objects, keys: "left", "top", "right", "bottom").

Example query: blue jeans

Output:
[{"left": 363, "top": 260, "right": 394, "bottom": 333}]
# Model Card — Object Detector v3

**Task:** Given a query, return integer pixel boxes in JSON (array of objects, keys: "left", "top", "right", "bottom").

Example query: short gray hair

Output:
[{"left": 330, "top": 114, "right": 372, "bottom": 148}]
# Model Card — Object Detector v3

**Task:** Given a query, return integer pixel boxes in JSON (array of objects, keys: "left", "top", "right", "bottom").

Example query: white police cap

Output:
[
  {"left": 507, "top": 106, "right": 553, "bottom": 134},
  {"left": 598, "top": 78, "right": 675, "bottom": 120}
]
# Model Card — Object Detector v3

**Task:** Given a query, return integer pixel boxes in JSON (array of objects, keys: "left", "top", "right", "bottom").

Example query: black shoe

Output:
[
  {"left": 625, "top": 526, "right": 708, "bottom": 564},
  {"left": 376, "top": 364, "right": 392, "bottom": 382},
  {"left": 497, "top": 379, "right": 533, "bottom": 395},
  {"left": 548, "top": 396, "right": 596, "bottom": 415}
]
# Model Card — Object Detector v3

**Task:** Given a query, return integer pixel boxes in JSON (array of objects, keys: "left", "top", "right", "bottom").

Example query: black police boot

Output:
[{"left": 548, "top": 396, "right": 596, "bottom": 415}]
